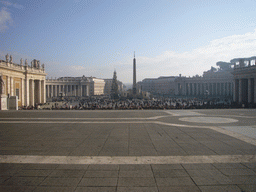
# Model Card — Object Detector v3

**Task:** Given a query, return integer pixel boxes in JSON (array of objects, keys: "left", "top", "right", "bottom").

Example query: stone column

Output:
[
  {"left": 191, "top": 83, "right": 194, "bottom": 95},
  {"left": 220, "top": 83, "right": 223, "bottom": 95},
  {"left": 239, "top": 79, "right": 242, "bottom": 103},
  {"left": 182, "top": 82, "right": 185, "bottom": 96},
  {"left": 226, "top": 82, "right": 228, "bottom": 96},
  {"left": 51, "top": 85, "right": 53, "bottom": 98},
  {"left": 207, "top": 83, "right": 210, "bottom": 95},
  {"left": 38, "top": 80, "right": 41, "bottom": 103},
  {"left": 216, "top": 83, "right": 218, "bottom": 95},
  {"left": 214, "top": 83, "right": 217, "bottom": 95},
  {"left": 205, "top": 83, "right": 207, "bottom": 95},
  {"left": 47, "top": 85, "right": 49, "bottom": 98},
  {"left": 209, "top": 83, "right": 212, "bottom": 96},
  {"left": 201, "top": 83, "right": 204, "bottom": 96},
  {"left": 41, "top": 80, "right": 46, "bottom": 103},
  {"left": 86, "top": 85, "right": 89, "bottom": 96},
  {"left": 52, "top": 85, "right": 55, "bottom": 97},
  {"left": 58, "top": 85, "right": 61, "bottom": 96},
  {"left": 248, "top": 78, "right": 252, "bottom": 103},
  {"left": 25, "top": 78, "right": 29, "bottom": 106},
  {"left": 254, "top": 78, "right": 256, "bottom": 104},
  {"left": 215, "top": 83, "right": 218, "bottom": 96},
  {"left": 229, "top": 82, "right": 232, "bottom": 96},
  {"left": 224, "top": 83, "right": 227, "bottom": 96},
  {"left": 70, "top": 85, "right": 74, "bottom": 96},
  {"left": 60, "top": 85, "right": 63, "bottom": 95},
  {"left": 10, "top": 77, "right": 13, "bottom": 96},
  {"left": 21, "top": 78, "right": 24, "bottom": 106},
  {"left": 47, "top": 85, "right": 50, "bottom": 98},
  {"left": 55, "top": 85, "right": 57, "bottom": 97},
  {"left": 82, "top": 85, "right": 85, "bottom": 96},
  {"left": 56, "top": 85, "right": 58, "bottom": 97},
  {"left": 228, "top": 82, "right": 230, "bottom": 96},
  {"left": 231, "top": 82, "right": 234, "bottom": 98},
  {"left": 6, "top": 76, "right": 9, "bottom": 95},
  {"left": 233, "top": 80, "right": 238, "bottom": 102},
  {"left": 213, "top": 83, "right": 215, "bottom": 95},
  {"left": 29, "top": 80, "right": 34, "bottom": 106},
  {"left": 52, "top": 85, "right": 54, "bottom": 97},
  {"left": 78, "top": 85, "right": 82, "bottom": 97}
]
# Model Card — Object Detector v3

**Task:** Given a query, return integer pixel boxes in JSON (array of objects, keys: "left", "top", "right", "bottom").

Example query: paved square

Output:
[{"left": 0, "top": 109, "right": 256, "bottom": 191}]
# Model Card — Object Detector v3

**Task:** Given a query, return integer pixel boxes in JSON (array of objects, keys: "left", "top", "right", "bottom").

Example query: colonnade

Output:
[
  {"left": 27, "top": 79, "right": 46, "bottom": 106},
  {"left": 46, "top": 84, "right": 89, "bottom": 98},
  {"left": 178, "top": 82, "right": 233, "bottom": 97},
  {"left": 234, "top": 78, "right": 256, "bottom": 103},
  {"left": 4, "top": 76, "right": 45, "bottom": 106}
]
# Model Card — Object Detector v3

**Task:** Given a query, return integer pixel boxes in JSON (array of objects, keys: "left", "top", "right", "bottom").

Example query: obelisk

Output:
[{"left": 133, "top": 52, "right": 136, "bottom": 95}]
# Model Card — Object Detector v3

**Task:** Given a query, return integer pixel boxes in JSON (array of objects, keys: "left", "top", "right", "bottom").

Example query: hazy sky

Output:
[{"left": 1, "top": 0, "right": 256, "bottom": 84}]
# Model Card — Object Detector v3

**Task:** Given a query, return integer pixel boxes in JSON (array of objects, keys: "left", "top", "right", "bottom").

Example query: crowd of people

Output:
[{"left": 35, "top": 96, "right": 240, "bottom": 110}]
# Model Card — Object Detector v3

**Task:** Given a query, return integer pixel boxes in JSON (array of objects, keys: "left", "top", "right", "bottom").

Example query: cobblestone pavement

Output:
[{"left": 0, "top": 109, "right": 255, "bottom": 191}]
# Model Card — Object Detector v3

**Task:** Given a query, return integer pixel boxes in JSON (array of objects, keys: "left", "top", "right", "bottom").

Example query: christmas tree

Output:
[{"left": 111, "top": 70, "right": 119, "bottom": 100}]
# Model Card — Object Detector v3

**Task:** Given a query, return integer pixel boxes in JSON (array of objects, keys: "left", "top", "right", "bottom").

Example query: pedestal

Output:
[
  {"left": 9, "top": 96, "right": 18, "bottom": 110},
  {"left": 0, "top": 94, "right": 8, "bottom": 110}
]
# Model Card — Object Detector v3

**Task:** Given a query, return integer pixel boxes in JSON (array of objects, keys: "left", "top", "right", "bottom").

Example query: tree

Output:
[{"left": 111, "top": 70, "right": 119, "bottom": 100}]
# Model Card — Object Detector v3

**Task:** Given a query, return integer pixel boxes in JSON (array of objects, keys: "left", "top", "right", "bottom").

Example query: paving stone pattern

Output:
[
  {"left": 1, "top": 123, "right": 256, "bottom": 156},
  {"left": 0, "top": 163, "right": 256, "bottom": 191},
  {"left": 0, "top": 109, "right": 256, "bottom": 191}
]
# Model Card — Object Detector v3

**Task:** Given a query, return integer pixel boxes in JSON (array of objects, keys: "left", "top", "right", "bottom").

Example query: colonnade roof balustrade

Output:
[{"left": 0, "top": 58, "right": 46, "bottom": 75}]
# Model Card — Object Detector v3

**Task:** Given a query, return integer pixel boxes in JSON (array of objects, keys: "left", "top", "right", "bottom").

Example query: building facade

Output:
[
  {"left": 232, "top": 57, "right": 256, "bottom": 104},
  {"left": 175, "top": 62, "right": 234, "bottom": 98},
  {"left": 138, "top": 76, "right": 178, "bottom": 96},
  {"left": 0, "top": 54, "right": 46, "bottom": 108},
  {"left": 46, "top": 76, "right": 105, "bottom": 99},
  {"left": 139, "top": 61, "right": 234, "bottom": 98}
]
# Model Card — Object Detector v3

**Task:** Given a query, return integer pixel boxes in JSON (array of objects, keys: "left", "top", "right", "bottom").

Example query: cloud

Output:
[
  {"left": 46, "top": 63, "right": 116, "bottom": 80},
  {"left": 0, "top": 1, "right": 24, "bottom": 32},
  {"left": 135, "top": 29, "right": 256, "bottom": 81},
  {"left": 46, "top": 28, "right": 256, "bottom": 84},
  {"left": 0, "top": 7, "right": 13, "bottom": 32},
  {"left": 1, "top": 1, "right": 24, "bottom": 9}
]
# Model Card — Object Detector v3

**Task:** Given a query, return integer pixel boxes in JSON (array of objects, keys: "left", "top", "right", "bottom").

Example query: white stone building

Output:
[
  {"left": 139, "top": 61, "right": 235, "bottom": 98},
  {"left": 138, "top": 76, "right": 179, "bottom": 96},
  {"left": 0, "top": 54, "right": 46, "bottom": 108},
  {"left": 175, "top": 63, "right": 234, "bottom": 98},
  {"left": 232, "top": 57, "right": 256, "bottom": 104},
  {"left": 46, "top": 76, "right": 105, "bottom": 99}
]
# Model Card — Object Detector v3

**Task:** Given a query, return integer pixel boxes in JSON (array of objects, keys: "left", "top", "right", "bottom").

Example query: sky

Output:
[{"left": 1, "top": 0, "right": 256, "bottom": 84}]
